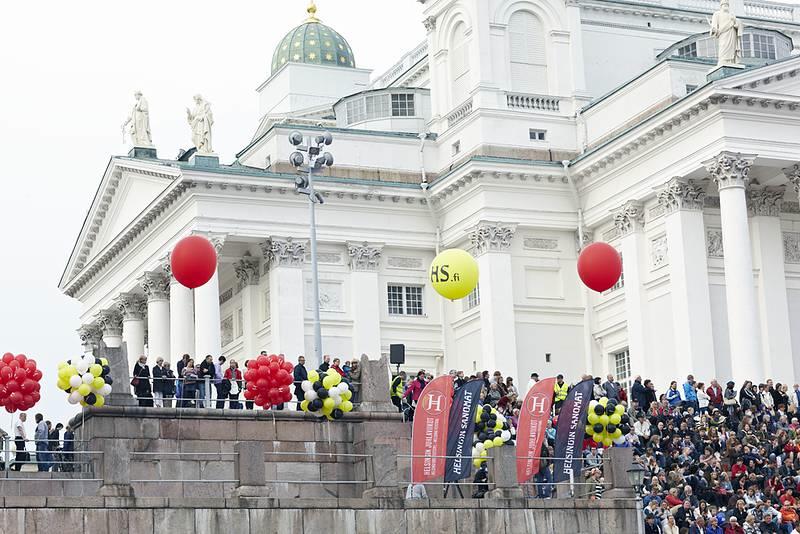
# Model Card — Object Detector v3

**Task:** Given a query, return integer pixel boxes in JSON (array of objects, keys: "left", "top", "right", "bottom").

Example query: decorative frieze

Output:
[
  {"left": 423, "top": 16, "right": 436, "bottom": 32},
  {"left": 161, "top": 254, "right": 173, "bottom": 281},
  {"left": 315, "top": 252, "right": 343, "bottom": 264},
  {"left": 613, "top": 201, "right": 645, "bottom": 236},
  {"left": 783, "top": 232, "right": 800, "bottom": 264},
  {"left": 703, "top": 151, "right": 756, "bottom": 191},
  {"left": 470, "top": 222, "right": 516, "bottom": 255},
  {"left": 305, "top": 280, "right": 344, "bottom": 312},
  {"left": 234, "top": 253, "right": 260, "bottom": 287},
  {"left": 748, "top": 187, "right": 785, "bottom": 217},
  {"left": 139, "top": 271, "right": 170, "bottom": 302},
  {"left": 115, "top": 292, "right": 146, "bottom": 321},
  {"left": 650, "top": 235, "right": 669, "bottom": 268},
  {"left": 387, "top": 257, "right": 424, "bottom": 270},
  {"left": 523, "top": 237, "right": 559, "bottom": 251},
  {"left": 656, "top": 177, "right": 706, "bottom": 213},
  {"left": 219, "top": 288, "right": 234, "bottom": 305},
  {"left": 347, "top": 242, "right": 383, "bottom": 271},
  {"left": 262, "top": 237, "right": 308, "bottom": 268},
  {"left": 221, "top": 315, "right": 234, "bottom": 347},
  {"left": 784, "top": 164, "right": 800, "bottom": 194},
  {"left": 707, "top": 230, "right": 724, "bottom": 258}
]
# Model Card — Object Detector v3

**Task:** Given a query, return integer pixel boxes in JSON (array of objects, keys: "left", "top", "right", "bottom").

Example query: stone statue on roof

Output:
[
  {"left": 121, "top": 91, "right": 153, "bottom": 147},
  {"left": 710, "top": 0, "right": 744, "bottom": 66},
  {"left": 186, "top": 94, "right": 214, "bottom": 154}
]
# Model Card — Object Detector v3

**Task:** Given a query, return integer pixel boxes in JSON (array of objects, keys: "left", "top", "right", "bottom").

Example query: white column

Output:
[
  {"left": 704, "top": 151, "right": 762, "bottom": 383},
  {"left": 471, "top": 222, "right": 519, "bottom": 381},
  {"left": 140, "top": 271, "right": 170, "bottom": 362},
  {"left": 749, "top": 187, "right": 793, "bottom": 382},
  {"left": 348, "top": 242, "right": 383, "bottom": 359},
  {"left": 115, "top": 292, "right": 146, "bottom": 364},
  {"left": 234, "top": 253, "right": 261, "bottom": 360},
  {"left": 614, "top": 201, "right": 649, "bottom": 378},
  {"left": 77, "top": 324, "right": 102, "bottom": 357},
  {"left": 262, "top": 237, "right": 307, "bottom": 363},
  {"left": 96, "top": 310, "right": 123, "bottom": 349},
  {"left": 657, "top": 179, "right": 716, "bottom": 380},
  {"left": 163, "top": 257, "right": 194, "bottom": 363}
]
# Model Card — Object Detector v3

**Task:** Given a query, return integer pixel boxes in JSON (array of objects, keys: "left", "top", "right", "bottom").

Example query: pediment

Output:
[
  {"left": 720, "top": 56, "right": 800, "bottom": 98},
  {"left": 59, "top": 158, "right": 180, "bottom": 289}
]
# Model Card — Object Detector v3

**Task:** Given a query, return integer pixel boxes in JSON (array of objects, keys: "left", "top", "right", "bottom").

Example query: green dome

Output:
[{"left": 271, "top": 3, "right": 356, "bottom": 75}]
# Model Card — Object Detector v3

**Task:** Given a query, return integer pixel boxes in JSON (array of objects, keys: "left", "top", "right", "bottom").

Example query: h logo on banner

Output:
[{"left": 426, "top": 393, "right": 445, "bottom": 414}]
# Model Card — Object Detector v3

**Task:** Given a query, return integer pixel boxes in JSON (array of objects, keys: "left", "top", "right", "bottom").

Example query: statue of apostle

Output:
[
  {"left": 710, "top": 0, "right": 744, "bottom": 66},
  {"left": 186, "top": 94, "right": 214, "bottom": 154},
  {"left": 122, "top": 91, "right": 153, "bottom": 147}
]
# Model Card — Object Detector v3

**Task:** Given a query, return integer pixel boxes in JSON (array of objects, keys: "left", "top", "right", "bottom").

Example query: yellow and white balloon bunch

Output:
[
  {"left": 472, "top": 404, "right": 515, "bottom": 468},
  {"left": 57, "top": 355, "right": 113, "bottom": 407},
  {"left": 300, "top": 368, "right": 354, "bottom": 420},
  {"left": 585, "top": 397, "right": 628, "bottom": 447}
]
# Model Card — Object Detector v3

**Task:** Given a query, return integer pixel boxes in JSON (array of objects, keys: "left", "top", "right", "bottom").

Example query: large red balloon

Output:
[
  {"left": 170, "top": 236, "right": 217, "bottom": 289},
  {"left": 577, "top": 242, "right": 622, "bottom": 293}
]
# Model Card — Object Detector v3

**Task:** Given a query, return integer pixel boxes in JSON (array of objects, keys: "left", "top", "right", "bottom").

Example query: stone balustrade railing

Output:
[
  {"left": 446, "top": 98, "right": 474, "bottom": 128},
  {"left": 506, "top": 92, "right": 561, "bottom": 112}
]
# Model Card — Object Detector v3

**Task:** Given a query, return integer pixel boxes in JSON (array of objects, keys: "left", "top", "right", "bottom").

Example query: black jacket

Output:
[
  {"left": 152, "top": 365, "right": 164, "bottom": 394},
  {"left": 199, "top": 360, "right": 216, "bottom": 380},
  {"left": 162, "top": 369, "right": 176, "bottom": 396},
  {"left": 293, "top": 364, "right": 308, "bottom": 396},
  {"left": 631, "top": 380, "right": 647, "bottom": 411},
  {"left": 132, "top": 363, "right": 152, "bottom": 395}
]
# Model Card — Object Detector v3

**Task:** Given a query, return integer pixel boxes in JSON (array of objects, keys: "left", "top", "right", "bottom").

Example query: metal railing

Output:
[{"left": 1, "top": 437, "right": 102, "bottom": 479}]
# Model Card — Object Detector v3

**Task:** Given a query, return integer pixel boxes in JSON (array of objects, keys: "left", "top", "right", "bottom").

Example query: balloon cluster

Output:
[
  {"left": 472, "top": 404, "right": 515, "bottom": 468},
  {"left": 300, "top": 368, "right": 354, "bottom": 420},
  {"left": 585, "top": 397, "right": 631, "bottom": 447},
  {"left": 244, "top": 354, "right": 294, "bottom": 407},
  {"left": 0, "top": 353, "right": 42, "bottom": 413},
  {"left": 57, "top": 355, "right": 113, "bottom": 407}
]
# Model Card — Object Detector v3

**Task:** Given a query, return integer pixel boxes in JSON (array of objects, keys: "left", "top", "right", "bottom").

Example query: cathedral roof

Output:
[{"left": 270, "top": 2, "right": 356, "bottom": 75}]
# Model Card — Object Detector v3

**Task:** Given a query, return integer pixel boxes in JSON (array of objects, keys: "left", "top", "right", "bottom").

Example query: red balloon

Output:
[
  {"left": 24, "top": 360, "right": 37, "bottom": 375},
  {"left": 243, "top": 389, "right": 255, "bottom": 400},
  {"left": 246, "top": 359, "right": 257, "bottom": 370},
  {"left": 256, "top": 378, "right": 268, "bottom": 391},
  {"left": 22, "top": 394, "right": 33, "bottom": 407},
  {"left": 31, "top": 370, "right": 42, "bottom": 382},
  {"left": 2, "top": 353, "right": 13, "bottom": 364},
  {"left": 0, "top": 366, "right": 11, "bottom": 382},
  {"left": 13, "top": 368, "right": 26, "bottom": 382},
  {"left": 257, "top": 366, "right": 270, "bottom": 379},
  {"left": 5, "top": 380, "right": 19, "bottom": 393},
  {"left": 268, "top": 362, "right": 280, "bottom": 375},
  {"left": 21, "top": 379, "right": 35, "bottom": 394},
  {"left": 14, "top": 354, "right": 26, "bottom": 366},
  {"left": 281, "top": 361, "right": 294, "bottom": 373},
  {"left": 244, "top": 369, "right": 256, "bottom": 382},
  {"left": 577, "top": 242, "right": 622, "bottom": 293},
  {"left": 7, "top": 360, "right": 19, "bottom": 369},
  {"left": 257, "top": 355, "right": 269, "bottom": 367},
  {"left": 31, "top": 392, "right": 40, "bottom": 403},
  {"left": 275, "top": 369, "right": 290, "bottom": 385},
  {"left": 5, "top": 405, "right": 15, "bottom": 414},
  {"left": 9, "top": 391, "right": 22, "bottom": 406},
  {"left": 170, "top": 236, "right": 217, "bottom": 289}
]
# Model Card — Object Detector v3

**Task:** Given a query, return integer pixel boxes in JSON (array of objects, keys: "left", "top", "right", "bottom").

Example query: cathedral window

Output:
[
  {"left": 450, "top": 22, "right": 471, "bottom": 105},
  {"left": 388, "top": 285, "right": 424, "bottom": 316},
  {"left": 509, "top": 11, "right": 547, "bottom": 94},
  {"left": 742, "top": 33, "right": 776, "bottom": 60},
  {"left": 464, "top": 284, "right": 480, "bottom": 311},
  {"left": 677, "top": 42, "right": 697, "bottom": 58},
  {"left": 391, "top": 94, "right": 415, "bottom": 117},
  {"left": 613, "top": 349, "right": 632, "bottom": 392}
]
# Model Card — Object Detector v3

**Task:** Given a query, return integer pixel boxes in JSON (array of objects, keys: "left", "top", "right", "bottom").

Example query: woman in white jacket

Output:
[
  {"left": 697, "top": 382, "right": 710, "bottom": 414},
  {"left": 661, "top": 514, "right": 680, "bottom": 534}
]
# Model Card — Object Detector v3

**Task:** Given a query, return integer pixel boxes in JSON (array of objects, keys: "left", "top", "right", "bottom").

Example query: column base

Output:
[
  {"left": 98, "top": 484, "right": 134, "bottom": 497},
  {"left": 232, "top": 485, "right": 272, "bottom": 498},
  {"left": 358, "top": 401, "right": 397, "bottom": 413},
  {"left": 106, "top": 393, "right": 138, "bottom": 407},
  {"left": 486, "top": 487, "right": 524, "bottom": 499}
]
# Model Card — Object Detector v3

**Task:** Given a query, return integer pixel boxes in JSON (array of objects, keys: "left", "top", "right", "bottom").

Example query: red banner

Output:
[
  {"left": 411, "top": 375, "right": 454, "bottom": 483},
  {"left": 516, "top": 377, "right": 556, "bottom": 484}
]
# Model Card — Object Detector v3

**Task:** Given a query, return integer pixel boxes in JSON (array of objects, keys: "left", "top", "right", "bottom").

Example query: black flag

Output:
[
  {"left": 553, "top": 378, "right": 594, "bottom": 484},
  {"left": 444, "top": 379, "right": 484, "bottom": 482}
]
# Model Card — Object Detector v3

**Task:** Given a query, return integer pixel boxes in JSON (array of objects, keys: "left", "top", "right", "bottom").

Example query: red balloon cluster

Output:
[
  {"left": 243, "top": 354, "right": 294, "bottom": 408},
  {"left": 577, "top": 242, "right": 623, "bottom": 293},
  {"left": 0, "top": 353, "right": 42, "bottom": 413},
  {"left": 170, "top": 236, "right": 218, "bottom": 289}
]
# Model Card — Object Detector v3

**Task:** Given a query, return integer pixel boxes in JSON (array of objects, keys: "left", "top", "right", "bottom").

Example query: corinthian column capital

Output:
[
  {"left": 347, "top": 242, "right": 383, "bottom": 271},
  {"left": 115, "top": 292, "right": 146, "bottom": 320},
  {"left": 657, "top": 177, "right": 707, "bottom": 213},
  {"left": 139, "top": 271, "right": 171, "bottom": 302},
  {"left": 261, "top": 237, "right": 308, "bottom": 268},
  {"left": 703, "top": 151, "right": 756, "bottom": 191},
  {"left": 783, "top": 164, "right": 800, "bottom": 195},
  {"left": 96, "top": 310, "right": 123, "bottom": 337},
  {"left": 747, "top": 186, "right": 785, "bottom": 217},
  {"left": 469, "top": 222, "right": 517, "bottom": 256},
  {"left": 613, "top": 201, "right": 645, "bottom": 236},
  {"left": 234, "top": 252, "right": 260, "bottom": 286}
]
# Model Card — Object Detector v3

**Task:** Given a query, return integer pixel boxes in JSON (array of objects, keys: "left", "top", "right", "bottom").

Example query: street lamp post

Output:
[
  {"left": 626, "top": 464, "right": 647, "bottom": 534},
  {"left": 289, "top": 131, "right": 334, "bottom": 366}
]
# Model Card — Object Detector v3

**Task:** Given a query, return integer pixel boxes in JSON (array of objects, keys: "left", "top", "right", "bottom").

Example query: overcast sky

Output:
[{"left": 0, "top": 0, "right": 424, "bottom": 431}]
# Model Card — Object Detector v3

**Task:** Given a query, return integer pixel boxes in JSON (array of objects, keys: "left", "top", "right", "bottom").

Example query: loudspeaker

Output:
[{"left": 389, "top": 344, "right": 406, "bottom": 365}]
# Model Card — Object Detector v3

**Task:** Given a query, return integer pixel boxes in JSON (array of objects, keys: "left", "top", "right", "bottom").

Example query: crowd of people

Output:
[
  {"left": 129, "top": 352, "right": 362, "bottom": 409},
  {"left": 0, "top": 412, "right": 75, "bottom": 472}
]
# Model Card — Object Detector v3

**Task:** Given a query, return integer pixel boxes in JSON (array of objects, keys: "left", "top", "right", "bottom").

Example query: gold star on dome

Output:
[
  {"left": 294, "top": 42, "right": 301, "bottom": 48},
  {"left": 338, "top": 44, "right": 344, "bottom": 50},
  {"left": 308, "top": 52, "right": 317, "bottom": 60},
  {"left": 282, "top": 44, "right": 288, "bottom": 50},
  {"left": 281, "top": 57, "right": 287, "bottom": 64},
  {"left": 340, "top": 56, "right": 346, "bottom": 63},
  {"left": 309, "top": 39, "right": 316, "bottom": 45},
  {"left": 293, "top": 53, "right": 301, "bottom": 60},
  {"left": 324, "top": 41, "right": 331, "bottom": 47},
  {"left": 325, "top": 53, "right": 333, "bottom": 60}
]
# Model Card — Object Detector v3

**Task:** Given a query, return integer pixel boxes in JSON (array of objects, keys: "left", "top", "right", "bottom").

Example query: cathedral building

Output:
[{"left": 60, "top": 0, "right": 800, "bottom": 390}]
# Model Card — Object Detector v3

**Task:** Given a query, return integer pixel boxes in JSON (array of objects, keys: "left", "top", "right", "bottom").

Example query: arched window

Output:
[
  {"left": 450, "top": 22, "right": 470, "bottom": 105},
  {"left": 509, "top": 11, "right": 547, "bottom": 94}
]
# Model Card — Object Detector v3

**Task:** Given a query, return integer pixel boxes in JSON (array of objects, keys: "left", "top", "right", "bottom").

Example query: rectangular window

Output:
[
  {"left": 685, "top": 84, "right": 698, "bottom": 94},
  {"left": 613, "top": 349, "right": 632, "bottom": 393},
  {"left": 677, "top": 42, "right": 697, "bottom": 58},
  {"left": 346, "top": 98, "right": 366, "bottom": 123},
  {"left": 464, "top": 284, "right": 480, "bottom": 311},
  {"left": 452, "top": 141, "right": 461, "bottom": 156},
  {"left": 387, "top": 284, "right": 424, "bottom": 316},
  {"left": 391, "top": 93, "right": 415, "bottom": 117},
  {"left": 529, "top": 129, "right": 546, "bottom": 141},
  {"left": 365, "top": 94, "right": 390, "bottom": 119},
  {"left": 743, "top": 33, "right": 776, "bottom": 60}
]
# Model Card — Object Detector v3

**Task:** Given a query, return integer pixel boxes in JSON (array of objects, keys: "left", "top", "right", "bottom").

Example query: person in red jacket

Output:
[
  {"left": 403, "top": 370, "right": 428, "bottom": 405},
  {"left": 330, "top": 358, "right": 346, "bottom": 377},
  {"left": 707, "top": 379, "right": 724, "bottom": 409},
  {"left": 731, "top": 457, "right": 748, "bottom": 479}
]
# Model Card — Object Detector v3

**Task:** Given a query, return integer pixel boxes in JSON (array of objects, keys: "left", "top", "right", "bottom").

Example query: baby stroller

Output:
[
  {"left": 402, "top": 399, "right": 416, "bottom": 422},
  {"left": 52, "top": 448, "right": 68, "bottom": 472}
]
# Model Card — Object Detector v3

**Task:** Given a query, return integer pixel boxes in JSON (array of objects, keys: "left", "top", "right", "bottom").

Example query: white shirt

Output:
[
  {"left": 525, "top": 378, "right": 538, "bottom": 395},
  {"left": 14, "top": 418, "right": 26, "bottom": 439}
]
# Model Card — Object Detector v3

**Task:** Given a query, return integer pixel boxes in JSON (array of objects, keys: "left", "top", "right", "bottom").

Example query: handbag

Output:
[{"left": 131, "top": 377, "right": 140, "bottom": 387}]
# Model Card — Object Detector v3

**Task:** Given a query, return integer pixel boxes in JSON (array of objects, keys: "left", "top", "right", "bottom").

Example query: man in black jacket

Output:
[
  {"left": 198, "top": 355, "right": 216, "bottom": 409},
  {"left": 631, "top": 376, "right": 648, "bottom": 415},
  {"left": 319, "top": 354, "right": 331, "bottom": 372},
  {"left": 293, "top": 356, "right": 308, "bottom": 410},
  {"left": 152, "top": 357, "right": 165, "bottom": 408}
]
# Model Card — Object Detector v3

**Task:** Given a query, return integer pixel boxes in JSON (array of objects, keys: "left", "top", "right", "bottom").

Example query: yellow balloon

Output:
[
  {"left": 615, "top": 404, "right": 625, "bottom": 416},
  {"left": 480, "top": 449, "right": 488, "bottom": 458},
  {"left": 592, "top": 433, "right": 603, "bottom": 443},
  {"left": 602, "top": 438, "right": 613, "bottom": 448},
  {"left": 322, "top": 376, "right": 335, "bottom": 389},
  {"left": 330, "top": 373, "right": 341, "bottom": 386},
  {"left": 92, "top": 377, "right": 105, "bottom": 391},
  {"left": 429, "top": 248, "right": 479, "bottom": 300},
  {"left": 300, "top": 400, "right": 310, "bottom": 412},
  {"left": 89, "top": 364, "right": 103, "bottom": 377},
  {"left": 58, "top": 361, "right": 67, "bottom": 370},
  {"left": 94, "top": 395, "right": 105, "bottom": 408},
  {"left": 321, "top": 404, "right": 333, "bottom": 416},
  {"left": 599, "top": 415, "right": 610, "bottom": 427},
  {"left": 80, "top": 401, "right": 88, "bottom": 407},
  {"left": 493, "top": 436, "right": 504, "bottom": 447},
  {"left": 473, "top": 458, "right": 484, "bottom": 468},
  {"left": 587, "top": 413, "right": 599, "bottom": 425},
  {"left": 598, "top": 397, "right": 609, "bottom": 407},
  {"left": 77, "top": 384, "right": 91, "bottom": 397},
  {"left": 611, "top": 429, "right": 622, "bottom": 439},
  {"left": 308, "top": 370, "right": 319, "bottom": 384},
  {"left": 483, "top": 439, "right": 494, "bottom": 450},
  {"left": 57, "top": 379, "right": 70, "bottom": 391},
  {"left": 609, "top": 413, "right": 621, "bottom": 425},
  {"left": 322, "top": 397, "right": 335, "bottom": 411},
  {"left": 341, "top": 390, "right": 352, "bottom": 401},
  {"left": 100, "top": 358, "right": 109, "bottom": 366},
  {"left": 340, "top": 400, "right": 353, "bottom": 413}
]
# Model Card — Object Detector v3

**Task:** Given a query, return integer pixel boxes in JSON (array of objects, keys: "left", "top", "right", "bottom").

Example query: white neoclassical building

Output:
[{"left": 60, "top": 0, "right": 800, "bottom": 392}]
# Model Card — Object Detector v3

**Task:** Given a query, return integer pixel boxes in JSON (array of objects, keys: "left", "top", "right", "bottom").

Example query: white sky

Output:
[{"left": 0, "top": 0, "right": 424, "bottom": 432}]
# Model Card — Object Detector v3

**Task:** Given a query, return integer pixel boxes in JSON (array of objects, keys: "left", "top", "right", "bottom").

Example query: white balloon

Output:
[
  {"left": 338, "top": 382, "right": 350, "bottom": 392},
  {"left": 305, "top": 390, "right": 318, "bottom": 402},
  {"left": 501, "top": 430, "right": 511, "bottom": 441},
  {"left": 68, "top": 391, "right": 82, "bottom": 404},
  {"left": 613, "top": 436, "right": 626, "bottom": 445},
  {"left": 75, "top": 360, "right": 90, "bottom": 375},
  {"left": 475, "top": 442, "right": 485, "bottom": 453},
  {"left": 471, "top": 447, "right": 478, "bottom": 458},
  {"left": 301, "top": 380, "right": 312, "bottom": 392},
  {"left": 99, "top": 384, "right": 113, "bottom": 396},
  {"left": 69, "top": 375, "right": 82, "bottom": 389},
  {"left": 82, "top": 373, "right": 94, "bottom": 384}
]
